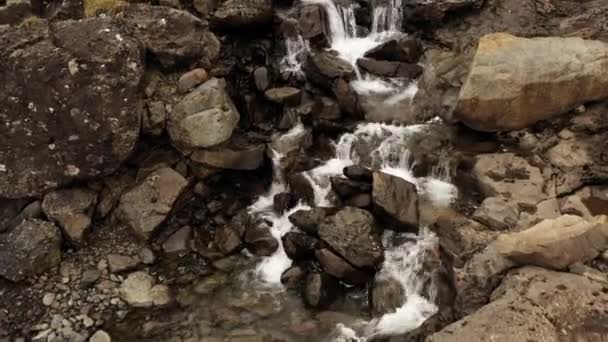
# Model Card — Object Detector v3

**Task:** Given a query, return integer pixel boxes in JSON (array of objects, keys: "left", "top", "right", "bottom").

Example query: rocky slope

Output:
[{"left": 1, "top": 0, "right": 608, "bottom": 341}]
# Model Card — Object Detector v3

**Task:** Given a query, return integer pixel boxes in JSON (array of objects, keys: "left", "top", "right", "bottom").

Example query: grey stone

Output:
[{"left": 42, "top": 188, "right": 97, "bottom": 247}]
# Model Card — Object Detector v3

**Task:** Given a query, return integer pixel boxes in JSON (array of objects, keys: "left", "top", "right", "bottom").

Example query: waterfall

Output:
[{"left": 372, "top": 0, "right": 403, "bottom": 33}]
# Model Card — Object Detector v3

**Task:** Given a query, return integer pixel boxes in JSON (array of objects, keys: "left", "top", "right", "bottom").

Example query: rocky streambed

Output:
[{"left": 1, "top": 0, "right": 608, "bottom": 341}]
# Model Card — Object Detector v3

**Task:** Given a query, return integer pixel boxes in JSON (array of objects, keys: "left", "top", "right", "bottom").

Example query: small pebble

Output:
[{"left": 42, "top": 293, "right": 55, "bottom": 306}]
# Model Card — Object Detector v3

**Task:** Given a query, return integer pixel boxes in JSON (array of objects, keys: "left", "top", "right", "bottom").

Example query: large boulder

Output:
[
  {"left": 364, "top": 35, "right": 422, "bottom": 63},
  {"left": 0, "top": 19, "right": 143, "bottom": 199},
  {"left": 303, "top": 52, "right": 355, "bottom": 91},
  {"left": 213, "top": 0, "right": 272, "bottom": 28},
  {"left": 430, "top": 267, "right": 608, "bottom": 342},
  {"left": 357, "top": 58, "right": 423, "bottom": 79},
  {"left": 455, "top": 33, "right": 608, "bottom": 131},
  {"left": 318, "top": 207, "right": 384, "bottom": 270},
  {"left": 168, "top": 78, "right": 240, "bottom": 150},
  {"left": 190, "top": 143, "right": 265, "bottom": 170},
  {"left": 404, "top": 0, "right": 483, "bottom": 23},
  {"left": 0, "top": 219, "right": 62, "bottom": 282},
  {"left": 493, "top": 215, "right": 608, "bottom": 270},
  {"left": 118, "top": 5, "right": 220, "bottom": 67},
  {"left": 372, "top": 172, "right": 419, "bottom": 231},
  {"left": 116, "top": 167, "right": 188, "bottom": 240},
  {"left": 42, "top": 188, "right": 97, "bottom": 247}
]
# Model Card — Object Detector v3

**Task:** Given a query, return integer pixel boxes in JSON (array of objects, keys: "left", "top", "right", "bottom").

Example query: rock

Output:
[
  {"left": 178, "top": 68, "right": 209, "bottom": 94},
  {"left": 304, "top": 272, "right": 340, "bottom": 308},
  {"left": 455, "top": 33, "right": 608, "bottom": 132},
  {"left": 343, "top": 165, "right": 373, "bottom": 182},
  {"left": 42, "top": 293, "right": 56, "bottom": 306},
  {"left": 287, "top": 173, "right": 316, "bottom": 205},
  {"left": 162, "top": 226, "right": 191, "bottom": 253},
  {"left": 404, "top": 0, "right": 483, "bottom": 23},
  {"left": 139, "top": 247, "right": 156, "bottom": 265},
  {"left": 431, "top": 267, "right": 608, "bottom": 342},
  {"left": 369, "top": 277, "right": 405, "bottom": 316},
  {"left": 282, "top": 232, "right": 318, "bottom": 260},
  {"left": 345, "top": 193, "right": 371, "bottom": 208},
  {"left": 215, "top": 224, "right": 242, "bottom": 255},
  {"left": 0, "top": 199, "right": 31, "bottom": 233},
  {"left": 315, "top": 248, "right": 369, "bottom": 285},
  {"left": 253, "top": 67, "right": 270, "bottom": 91},
  {"left": 119, "top": 271, "right": 170, "bottom": 308},
  {"left": 303, "top": 52, "right": 355, "bottom": 90},
  {"left": 89, "top": 330, "right": 111, "bottom": 342},
  {"left": 493, "top": 215, "right": 608, "bottom": 270},
  {"left": 0, "top": 219, "right": 62, "bottom": 282},
  {"left": 118, "top": 5, "right": 220, "bottom": 67},
  {"left": 288, "top": 208, "right": 330, "bottom": 235},
  {"left": 312, "top": 96, "right": 341, "bottom": 120},
  {"left": 42, "top": 188, "right": 97, "bottom": 247},
  {"left": 96, "top": 172, "right": 135, "bottom": 219},
  {"left": 190, "top": 144, "right": 265, "bottom": 170},
  {"left": 330, "top": 177, "right": 372, "bottom": 198},
  {"left": 244, "top": 225, "right": 278, "bottom": 256},
  {"left": 264, "top": 87, "right": 302, "bottom": 106},
  {"left": 333, "top": 76, "right": 361, "bottom": 118},
  {"left": 168, "top": 78, "right": 240, "bottom": 149},
  {"left": 0, "top": 0, "right": 31, "bottom": 25},
  {"left": 107, "top": 254, "right": 140, "bottom": 273},
  {"left": 296, "top": 3, "right": 329, "bottom": 47},
  {"left": 318, "top": 207, "right": 384, "bottom": 269},
  {"left": 0, "top": 19, "right": 143, "bottom": 199},
  {"left": 117, "top": 167, "right": 188, "bottom": 240},
  {"left": 213, "top": 0, "right": 272, "bottom": 28},
  {"left": 473, "top": 153, "right": 547, "bottom": 204},
  {"left": 364, "top": 35, "right": 422, "bottom": 63},
  {"left": 80, "top": 268, "right": 100, "bottom": 288},
  {"left": 193, "top": 0, "right": 216, "bottom": 17},
  {"left": 372, "top": 172, "right": 419, "bottom": 231},
  {"left": 269, "top": 124, "right": 313, "bottom": 172},
  {"left": 273, "top": 192, "right": 299, "bottom": 214},
  {"left": 357, "top": 58, "right": 423, "bottom": 79},
  {"left": 431, "top": 211, "right": 498, "bottom": 268},
  {"left": 144, "top": 101, "right": 167, "bottom": 136},
  {"left": 472, "top": 197, "right": 519, "bottom": 231},
  {"left": 281, "top": 265, "right": 306, "bottom": 289}
]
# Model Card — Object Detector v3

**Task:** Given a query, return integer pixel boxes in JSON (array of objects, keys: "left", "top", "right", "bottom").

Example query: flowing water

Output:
[{"left": 197, "top": 1, "right": 459, "bottom": 340}]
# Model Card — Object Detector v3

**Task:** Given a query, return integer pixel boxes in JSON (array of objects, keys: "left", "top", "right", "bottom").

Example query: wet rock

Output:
[
  {"left": 253, "top": 66, "right": 270, "bottom": 91},
  {"left": 364, "top": 35, "right": 422, "bottom": 63},
  {"left": 372, "top": 172, "right": 419, "bottom": 231},
  {"left": 369, "top": 277, "right": 405, "bottom": 316},
  {"left": 318, "top": 207, "right": 384, "bottom": 269},
  {"left": 303, "top": 51, "right": 355, "bottom": 90},
  {"left": 304, "top": 272, "right": 340, "bottom": 308},
  {"left": 345, "top": 193, "right": 371, "bottom": 208},
  {"left": 281, "top": 265, "right": 306, "bottom": 289},
  {"left": 168, "top": 78, "right": 240, "bottom": 149},
  {"left": 42, "top": 188, "right": 97, "bottom": 247},
  {"left": 213, "top": 0, "right": 272, "bottom": 28},
  {"left": 333, "top": 78, "right": 361, "bottom": 118},
  {"left": 343, "top": 165, "right": 373, "bottom": 182},
  {"left": 269, "top": 124, "right": 313, "bottom": 172},
  {"left": 473, "top": 153, "right": 547, "bottom": 204},
  {"left": 315, "top": 248, "right": 369, "bottom": 285},
  {"left": 244, "top": 224, "right": 278, "bottom": 256},
  {"left": 357, "top": 58, "right": 423, "bottom": 79},
  {"left": 0, "top": 18, "right": 143, "bottom": 199},
  {"left": 89, "top": 330, "right": 111, "bottom": 342},
  {"left": 455, "top": 33, "right": 608, "bottom": 132},
  {"left": 119, "top": 271, "right": 171, "bottom": 308},
  {"left": 215, "top": 224, "right": 242, "bottom": 255},
  {"left": 97, "top": 172, "right": 136, "bottom": 219},
  {"left": 431, "top": 267, "right": 608, "bottom": 342},
  {"left": 296, "top": 3, "right": 329, "bottom": 47},
  {"left": 107, "top": 254, "right": 140, "bottom": 273},
  {"left": 288, "top": 208, "right": 331, "bottom": 235},
  {"left": 178, "top": 68, "right": 209, "bottom": 94},
  {"left": 404, "top": 0, "right": 482, "bottom": 22},
  {"left": 117, "top": 167, "right": 188, "bottom": 240},
  {"left": 312, "top": 96, "right": 341, "bottom": 120},
  {"left": 0, "top": 199, "right": 30, "bottom": 233},
  {"left": 191, "top": 143, "right": 265, "bottom": 170},
  {"left": 0, "top": 219, "right": 62, "bottom": 282},
  {"left": 144, "top": 100, "right": 167, "bottom": 136},
  {"left": 273, "top": 192, "right": 299, "bottom": 214},
  {"left": 162, "top": 226, "right": 191, "bottom": 254},
  {"left": 193, "top": 0, "right": 216, "bottom": 17},
  {"left": 287, "top": 173, "right": 315, "bottom": 205},
  {"left": 265, "top": 87, "right": 302, "bottom": 106},
  {"left": 119, "top": 5, "right": 220, "bottom": 67},
  {"left": 330, "top": 176, "right": 372, "bottom": 198},
  {"left": 282, "top": 232, "right": 318, "bottom": 260},
  {"left": 493, "top": 215, "right": 608, "bottom": 270}
]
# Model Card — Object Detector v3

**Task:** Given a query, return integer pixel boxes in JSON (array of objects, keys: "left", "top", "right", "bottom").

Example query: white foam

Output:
[{"left": 421, "top": 178, "right": 459, "bottom": 208}]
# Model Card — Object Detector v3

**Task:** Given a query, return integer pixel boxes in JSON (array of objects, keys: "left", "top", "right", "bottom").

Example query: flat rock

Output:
[
  {"left": 264, "top": 87, "right": 302, "bottom": 106},
  {"left": 107, "top": 254, "right": 141, "bottom": 273},
  {"left": 0, "top": 219, "right": 62, "bottom": 282},
  {"left": 162, "top": 226, "right": 191, "bottom": 253},
  {"left": 0, "top": 18, "right": 143, "bottom": 198},
  {"left": 42, "top": 188, "right": 97, "bottom": 247},
  {"left": 372, "top": 172, "right": 419, "bottom": 231},
  {"left": 213, "top": 0, "right": 272, "bottom": 28},
  {"left": 117, "top": 167, "right": 188, "bottom": 240},
  {"left": 190, "top": 144, "right": 265, "bottom": 170},
  {"left": 455, "top": 33, "right": 608, "bottom": 131},
  {"left": 315, "top": 248, "right": 369, "bottom": 285}
]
